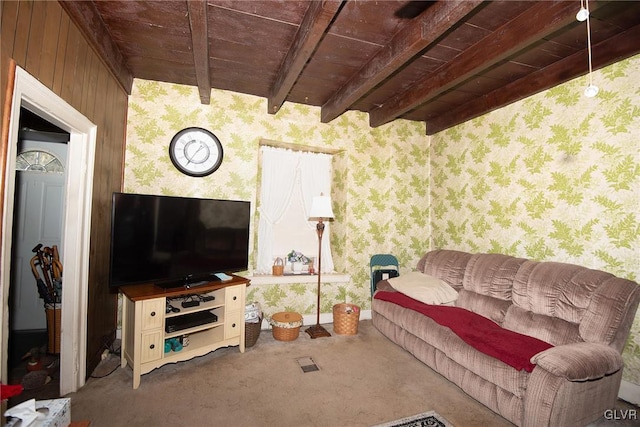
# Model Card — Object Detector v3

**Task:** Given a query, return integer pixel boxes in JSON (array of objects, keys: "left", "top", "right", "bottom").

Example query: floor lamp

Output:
[{"left": 305, "top": 194, "right": 334, "bottom": 339}]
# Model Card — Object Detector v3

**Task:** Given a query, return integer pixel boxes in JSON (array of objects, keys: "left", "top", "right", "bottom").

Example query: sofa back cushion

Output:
[
  {"left": 508, "top": 260, "right": 640, "bottom": 350},
  {"left": 453, "top": 253, "right": 525, "bottom": 324},
  {"left": 419, "top": 250, "right": 640, "bottom": 352},
  {"left": 503, "top": 305, "right": 583, "bottom": 346},
  {"left": 461, "top": 253, "right": 527, "bottom": 301},
  {"left": 417, "top": 249, "right": 471, "bottom": 291}
]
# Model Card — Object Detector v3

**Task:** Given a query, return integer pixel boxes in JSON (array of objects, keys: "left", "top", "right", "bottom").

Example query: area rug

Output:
[{"left": 372, "top": 410, "right": 454, "bottom": 427}]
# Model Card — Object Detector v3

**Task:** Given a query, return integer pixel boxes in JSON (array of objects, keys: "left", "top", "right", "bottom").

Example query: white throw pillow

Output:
[{"left": 387, "top": 271, "right": 458, "bottom": 305}]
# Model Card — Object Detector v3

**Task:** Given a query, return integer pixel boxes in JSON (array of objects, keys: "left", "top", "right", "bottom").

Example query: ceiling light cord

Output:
[{"left": 579, "top": 0, "right": 599, "bottom": 97}]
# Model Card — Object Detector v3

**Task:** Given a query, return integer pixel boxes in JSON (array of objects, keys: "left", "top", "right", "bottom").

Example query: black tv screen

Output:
[{"left": 109, "top": 192, "right": 250, "bottom": 289}]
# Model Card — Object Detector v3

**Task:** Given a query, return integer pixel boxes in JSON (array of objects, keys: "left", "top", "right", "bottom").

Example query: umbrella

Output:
[
  {"left": 30, "top": 243, "right": 62, "bottom": 304},
  {"left": 30, "top": 256, "right": 54, "bottom": 304}
]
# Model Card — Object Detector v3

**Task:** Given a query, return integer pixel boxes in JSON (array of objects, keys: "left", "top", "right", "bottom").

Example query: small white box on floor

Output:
[{"left": 5, "top": 398, "right": 70, "bottom": 427}]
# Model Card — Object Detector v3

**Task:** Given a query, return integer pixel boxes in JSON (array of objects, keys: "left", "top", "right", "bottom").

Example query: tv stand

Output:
[{"left": 119, "top": 275, "right": 250, "bottom": 389}]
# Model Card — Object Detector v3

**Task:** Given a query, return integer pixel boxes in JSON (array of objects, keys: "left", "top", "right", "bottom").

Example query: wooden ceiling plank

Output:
[
  {"left": 426, "top": 23, "right": 640, "bottom": 135},
  {"left": 320, "top": 0, "right": 483, "bottom": 124},
  {"left": 268, "top": 0, "right": 344, "bottom": 115},
  {"left": 187, "top": 0, "right": 210, "bottom": 104},
  {"left": 59, "top": 0, "right": 133, "bottom": 94},
  {"left": 369, "top": 0, "right": 591, "bottom": 128}
]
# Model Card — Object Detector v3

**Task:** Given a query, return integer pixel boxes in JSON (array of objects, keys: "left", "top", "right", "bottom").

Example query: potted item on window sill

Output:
[
  {"left": 292, "top": 261, "right": 303, "bottom": 273},
  {"left": 286, "top": 250, "right": 312, "bottom": 275}
]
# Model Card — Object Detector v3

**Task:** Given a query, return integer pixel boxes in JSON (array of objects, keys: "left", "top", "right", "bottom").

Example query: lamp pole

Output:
[{"left": 306, "top": 218, "right": 331, "bottom": 338}]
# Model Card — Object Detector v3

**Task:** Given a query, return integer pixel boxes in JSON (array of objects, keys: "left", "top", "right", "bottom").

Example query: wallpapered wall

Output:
[
  {"left": 430, "top": 54, "right": 640, "bottom": 384},
  {"left": 123, "top": 81, "right": 430, "bottom": 320},
  {"left": 124, "top": 55, "right": 639, "bottom": 384}
]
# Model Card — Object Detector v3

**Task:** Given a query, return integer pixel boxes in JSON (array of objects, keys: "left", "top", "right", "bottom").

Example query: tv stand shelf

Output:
[{"left": 119, "top": 275, "right": 250, "bottom": 389}]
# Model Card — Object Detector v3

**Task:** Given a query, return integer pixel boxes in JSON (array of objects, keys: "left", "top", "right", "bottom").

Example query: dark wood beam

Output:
[
  {"left": 187, "top": 0, "right": 211, "bottom": 104},
  {"left": 321, "top": 0, "right": 483, "bottom": 124},
  {"left": 426, "top": 24, "right": 640, "bottom": 135},
  {"left": 368, "top": 0, "right": 585, "bottom": 128},
  {"left": 59, "top": 0, "right": 133, "bottom": 94},
  {"left": 268, "top": 0, "right": 344, "bottom": 115}
]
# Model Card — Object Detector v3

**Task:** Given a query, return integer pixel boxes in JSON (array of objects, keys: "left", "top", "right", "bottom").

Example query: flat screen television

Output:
[{"left": 109, "top": 192, "right": 250, "bottom": 289}]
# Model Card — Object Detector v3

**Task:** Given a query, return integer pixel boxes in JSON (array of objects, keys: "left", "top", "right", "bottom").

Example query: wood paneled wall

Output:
[{"left": 1, "top": 0, "right": 129, "bottom": 377}]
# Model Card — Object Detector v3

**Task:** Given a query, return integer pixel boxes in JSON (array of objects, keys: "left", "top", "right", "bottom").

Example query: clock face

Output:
[{"left": 169, "top": 127, "right": 223, "bottom": 177}]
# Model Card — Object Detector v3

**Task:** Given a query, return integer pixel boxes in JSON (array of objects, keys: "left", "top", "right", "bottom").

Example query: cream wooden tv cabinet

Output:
[{"left": 119, "top": 275, "right": 250, "bottom": 389}]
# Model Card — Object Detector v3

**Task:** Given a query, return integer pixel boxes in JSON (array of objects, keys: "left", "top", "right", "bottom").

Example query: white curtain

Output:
[
  {"left": 257, "top": 146, "right": 334, "bottom": 274},
  {"left": 299, "top": 152, "right": 334, "bottom": 273}
]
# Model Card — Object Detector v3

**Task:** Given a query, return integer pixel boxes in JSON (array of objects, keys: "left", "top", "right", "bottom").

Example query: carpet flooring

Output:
[{"left": 21, "top": 320, "right": 638, "bottom": 426}]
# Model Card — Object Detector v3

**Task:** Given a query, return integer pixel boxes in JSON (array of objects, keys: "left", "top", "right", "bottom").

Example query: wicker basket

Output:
[
  {"left": 45, "top": 303, "right": 62, "bottom": 354},
  {"left": 270, "top": 312, "right": 303, "bottom": 341},
  {"left": 333, "top": 303, "right": 360, "bottom": 335},
  {"left": 245, "top": 318, "right": 262, "bottom": 348},
  {"left": 272, "top": 257, "right": 284, "bottom": 276}
]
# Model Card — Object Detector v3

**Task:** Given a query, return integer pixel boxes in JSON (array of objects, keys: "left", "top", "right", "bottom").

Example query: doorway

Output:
[
  {"left": 7, "top": 109, "right": 69, "bottom": 398},
  {"left": 1, "top": 66, "right": 97, "bottom": 395}
]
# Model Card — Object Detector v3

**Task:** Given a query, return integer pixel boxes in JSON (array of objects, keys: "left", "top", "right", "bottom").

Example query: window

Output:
[
  {"left": 256, "top": 145, "right": 335, "bottom": 275},
  {"left": 16, "top": 150, "right": 64, "bottom": 173}
]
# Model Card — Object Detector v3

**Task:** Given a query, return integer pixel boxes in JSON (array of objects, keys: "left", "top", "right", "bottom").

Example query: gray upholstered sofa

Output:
[{"left": 372, "top": 249, "right": 640, "bottom": 427}]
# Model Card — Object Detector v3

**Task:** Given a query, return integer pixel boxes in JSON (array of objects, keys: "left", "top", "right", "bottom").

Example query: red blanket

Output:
[{"left": 375, "top": 291, "right": 553, "bottom": 372}]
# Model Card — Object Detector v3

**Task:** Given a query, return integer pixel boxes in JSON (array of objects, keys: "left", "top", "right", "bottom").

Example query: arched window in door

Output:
[{"left": 16, "top": 150, "right": 64, "bottom": 173}]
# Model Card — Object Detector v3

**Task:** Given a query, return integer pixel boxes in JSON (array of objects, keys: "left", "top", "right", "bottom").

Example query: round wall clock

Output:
[{"left": 169, "top": 127, "right": 223, "bottom": 177}]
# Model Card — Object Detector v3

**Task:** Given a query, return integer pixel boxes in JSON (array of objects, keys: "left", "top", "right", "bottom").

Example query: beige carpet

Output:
[{"left": 66, "top": 320, "right": 636, "bottom": 427}]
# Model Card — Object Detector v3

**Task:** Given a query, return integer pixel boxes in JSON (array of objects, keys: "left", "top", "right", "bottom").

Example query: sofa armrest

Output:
[
  {"left": 531, "top": 342, "right": 623, "bottom": 381},
  {"left": 374, "top": 279, "right": 396, "bottom": 293}
]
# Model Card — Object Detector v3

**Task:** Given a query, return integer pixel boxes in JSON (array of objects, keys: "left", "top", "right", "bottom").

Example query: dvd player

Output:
[{"left": 165, "top": 310, "right": 218, "bottom": 333}]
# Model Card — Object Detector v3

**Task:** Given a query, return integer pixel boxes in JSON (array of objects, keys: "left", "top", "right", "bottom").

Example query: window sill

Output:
[{"left": 244, "top": 273, "right": 351, "bottom": 285}]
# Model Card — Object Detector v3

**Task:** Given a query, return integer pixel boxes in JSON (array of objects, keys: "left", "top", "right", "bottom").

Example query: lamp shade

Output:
[{"left": 309, "top": 195, "right": 334, "bottom": 220}]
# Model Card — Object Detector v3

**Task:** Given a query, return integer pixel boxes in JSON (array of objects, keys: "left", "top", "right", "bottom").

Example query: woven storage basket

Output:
[
  {"left": 270, "top": 312, "right": 303, "bottom": 341},
  {"left": 45, "top": 303, "right": 62, "bottom": 354},
  {"left": 272, "top": 257, "right": 284, "bottom": 276},
  {"left": 245, "top": 318, "right": 262, "bottom": 348},
  {"left": 333, "top": 303, "right": 360, "bottom": 335}
]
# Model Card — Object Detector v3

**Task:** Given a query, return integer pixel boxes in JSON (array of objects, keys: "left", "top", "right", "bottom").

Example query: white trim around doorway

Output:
[{"left": 1, "top": 66, "right": 96, "bottom": 394}]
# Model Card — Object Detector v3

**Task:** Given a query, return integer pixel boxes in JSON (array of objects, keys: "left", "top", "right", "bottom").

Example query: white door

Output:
[{"left": 10, "top": 136, "right": 67, "bottom": 331}]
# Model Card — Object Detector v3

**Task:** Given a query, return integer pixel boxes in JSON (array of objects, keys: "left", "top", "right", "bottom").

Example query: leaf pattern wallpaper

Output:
[
  {"left": 123, "top": 80, "right": 430, "bottom": 324},
  {"left": 430, "top": 55, "right": 640, "bottom": 385},
  {"left": 124, "top": 54, "right": 639, "bottom": 385}
]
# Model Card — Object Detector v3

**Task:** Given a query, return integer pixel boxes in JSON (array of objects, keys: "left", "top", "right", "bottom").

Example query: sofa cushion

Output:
[
  {"left": 387, "top": 271, "right": 458, "bottom": 305},
  {"left": 372, "top": 295, "right": 532, "bottom": 398},
  {"left": 462, "top": 253, "right": 527, "bottom": 301},
  {"left": 417, "top": 249, "right": 471, "bottom": 291},
  {"left": 512, "top": 261, "right": 599, "bottom": 321},
  {"left": 456, "top": 289, "right": 512, "bottom": 325},
  {"left": 503, "top": 305, "right": 582, "bottom": 346},
  {"left": 375, "top": 291, "right": 553, "bottom": 372},
  {"left": 511, "top": 260, "right": 639, "bottom": 347},
  {"left": 580, "top": 277, "right": 640, "bottom": 349}
]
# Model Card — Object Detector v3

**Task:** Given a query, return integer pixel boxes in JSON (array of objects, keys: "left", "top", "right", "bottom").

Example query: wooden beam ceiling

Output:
[
  {"left": 320, "top": 0, "right": 484, "bottom": 124},
  {"left": 369, "top": 0, "right": 588, "bottom": 128},
  {"left": 426, "top": 23, "right": 640, "bottom": 135},
  {"left": 187, "top": 0, "right": 211, "bottom": 104},
  {"left": 268, "top": 0, "right": 344, "bottom": 115},
  {"left": 58, "top": 1, "right": 640, "bottom": 135}
]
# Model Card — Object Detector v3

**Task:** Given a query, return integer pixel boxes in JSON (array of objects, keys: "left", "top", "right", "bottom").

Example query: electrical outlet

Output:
[{"left": 101, "top": 349, "right": 109, "bottom": 361}]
